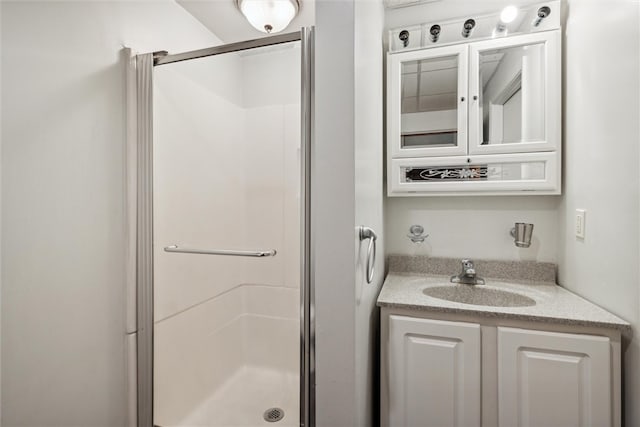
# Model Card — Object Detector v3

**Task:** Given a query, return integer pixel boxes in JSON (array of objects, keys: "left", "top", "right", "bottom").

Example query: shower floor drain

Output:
[{"left": 263, "top": 407, "right": 285, "bottom": 423}]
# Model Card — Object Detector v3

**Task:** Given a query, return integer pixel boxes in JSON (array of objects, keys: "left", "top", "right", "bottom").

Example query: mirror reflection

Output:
[
  {"left": 401, "top": 55, "right": 459, "bottom": 149},
  {"left": 479, "top": 43, "right": 545, "bottom": 145}
]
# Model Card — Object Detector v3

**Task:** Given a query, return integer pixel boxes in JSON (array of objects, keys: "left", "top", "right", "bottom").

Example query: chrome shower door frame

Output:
[{"left": 134, "top": 27, "right": 315, "bottom": 427}]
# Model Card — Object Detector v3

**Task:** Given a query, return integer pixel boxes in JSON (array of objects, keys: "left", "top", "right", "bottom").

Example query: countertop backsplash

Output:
[{"left": 387, "top": 254, "right": 557, "bottom": 283}]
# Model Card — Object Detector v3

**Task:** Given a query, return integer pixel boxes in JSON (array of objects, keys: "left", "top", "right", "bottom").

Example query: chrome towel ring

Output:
[{"left": 358, "top": 226, "right": 378, "bottom": 284}]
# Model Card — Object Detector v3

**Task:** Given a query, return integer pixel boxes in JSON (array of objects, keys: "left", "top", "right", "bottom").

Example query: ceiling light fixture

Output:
[{"left": 236, "top": 0, "right": 300, "bottom": 34}]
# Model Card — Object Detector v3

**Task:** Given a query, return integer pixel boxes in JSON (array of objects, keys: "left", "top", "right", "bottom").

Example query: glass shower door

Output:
[{"left": 151, "top": 40, "right": 302, "bottom": 427}]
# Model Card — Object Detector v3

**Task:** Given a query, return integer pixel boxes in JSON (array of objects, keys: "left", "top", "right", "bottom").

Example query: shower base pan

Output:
[{"left": 175, "top": 366, "right": 299, "bottom": 427}]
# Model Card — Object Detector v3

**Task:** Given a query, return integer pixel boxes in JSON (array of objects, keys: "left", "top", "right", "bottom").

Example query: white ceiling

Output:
[
  {"left": 384, "top": 0, "right": 441, "bottom": 9},
  {"left": 177, "top": 0, "right": 315, "bottom": 44}
]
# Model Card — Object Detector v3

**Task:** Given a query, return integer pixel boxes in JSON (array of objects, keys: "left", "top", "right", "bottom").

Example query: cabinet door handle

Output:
[{"left": 358, "top": 226, "right": 378, "bottom": 284}]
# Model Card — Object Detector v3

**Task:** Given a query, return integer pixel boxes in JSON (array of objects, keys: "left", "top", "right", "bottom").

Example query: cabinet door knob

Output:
[
  {"left": 473, "top": 95, "right": 478, "bottom": 100},
  {"left": 460, "top": 96, "right": 466, "bottom": 102}
]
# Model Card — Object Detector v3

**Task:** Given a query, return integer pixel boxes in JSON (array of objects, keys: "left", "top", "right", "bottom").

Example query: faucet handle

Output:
[
  {"left": 461, "top": 259, "right": 476, "bottom": 276},
  {"left": 452, "top": 259, "right": 484, "bottom": 285}
]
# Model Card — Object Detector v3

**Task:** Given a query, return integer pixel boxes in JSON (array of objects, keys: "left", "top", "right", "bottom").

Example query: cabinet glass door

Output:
[
  {"left": 388, "top": 44, "right": 468, "bottom": 158},
  {"left": 468, "top": 32, "right": 560, "bottom": 155}
]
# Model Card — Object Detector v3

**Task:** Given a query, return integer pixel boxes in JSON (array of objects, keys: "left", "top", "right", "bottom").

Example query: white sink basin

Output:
[{"left": 423, "top": 285, "right": 536, "bottom": 307}]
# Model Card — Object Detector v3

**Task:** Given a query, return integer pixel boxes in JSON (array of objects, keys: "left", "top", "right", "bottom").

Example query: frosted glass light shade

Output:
[
  {"left": 237, "top": 0, "right": 299, "bottom": 34},
  {"left": 500, "top": 5, "right": 518, "bottom": 23}
]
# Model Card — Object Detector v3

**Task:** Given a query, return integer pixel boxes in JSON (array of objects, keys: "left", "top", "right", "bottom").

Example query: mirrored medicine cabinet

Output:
[{"left": 387, "top": 2, "right": 561, "bottom": 196}]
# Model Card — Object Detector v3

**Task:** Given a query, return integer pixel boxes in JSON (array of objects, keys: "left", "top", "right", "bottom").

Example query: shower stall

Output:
[{"left": 130, "top": 28, "right": 314, "bottom": 427}]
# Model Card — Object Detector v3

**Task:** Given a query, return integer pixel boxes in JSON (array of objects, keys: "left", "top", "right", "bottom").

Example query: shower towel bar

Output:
[{"left": 164, "top": 245, "right": 276, "bottom": 258}]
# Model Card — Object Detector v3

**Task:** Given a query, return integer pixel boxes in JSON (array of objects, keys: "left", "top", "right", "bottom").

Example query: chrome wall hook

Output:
[{"left": 407, "top": 224, "right": 429, "bottom": 243}]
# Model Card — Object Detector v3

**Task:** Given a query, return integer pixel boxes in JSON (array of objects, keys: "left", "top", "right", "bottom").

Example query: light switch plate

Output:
[{"left": 575, "top": 209, "right": 586, "bottom": 239}]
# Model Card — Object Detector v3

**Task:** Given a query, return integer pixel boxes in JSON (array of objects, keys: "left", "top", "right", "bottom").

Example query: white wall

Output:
[
  {"left": 386, "top": 196, "right": 560, "bottom": 262},
  {"left": 557, "top": 1, "right": 640, "bottom": 426},
  {"left": 0, "top": 1, "right": 221, "bottom": 425},
  {"left": 314, "top": 1, "right": 357, "bottom": 424},
  {"left": 315, "top": 1, "right": 385, "bottom": 426},
  {"left": 354, "top": 1, "right": 385, "bottom": 426},
  {"left": 385, "top": 0, "right": 561, "bottom": 264}
]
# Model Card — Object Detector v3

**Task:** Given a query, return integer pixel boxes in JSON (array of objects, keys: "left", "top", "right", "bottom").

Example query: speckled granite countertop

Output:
[{"left": 378, "top": 256, "right": 631, "bottom": 334}]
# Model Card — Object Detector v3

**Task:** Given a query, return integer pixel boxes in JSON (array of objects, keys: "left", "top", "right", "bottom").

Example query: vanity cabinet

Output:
[
  {"left": 381, "top": 312, "right": 621, "bottom": 427},
  {"left": 387, "top": 30, "right": 561, "bottom": 195}
]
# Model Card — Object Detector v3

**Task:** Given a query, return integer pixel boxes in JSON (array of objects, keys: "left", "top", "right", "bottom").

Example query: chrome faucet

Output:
[{"left": 450, "top": 259, "right": 485, "bottom": 285}]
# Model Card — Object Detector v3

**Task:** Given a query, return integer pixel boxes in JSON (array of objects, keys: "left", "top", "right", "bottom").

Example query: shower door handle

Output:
[
  {"left": 358, "top": 226, "right": 378, "bottom": 284},
  {"left": 164, "top": 245, "right": 276, "bottom": 257}
]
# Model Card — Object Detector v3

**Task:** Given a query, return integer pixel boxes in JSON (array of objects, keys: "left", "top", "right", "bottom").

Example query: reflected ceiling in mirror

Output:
[
  {"left": 401, "top": 56, "right": 458, "bottom": 114},
  {"left": 400, "top": 54, "right": 460, "bottom": 149}
]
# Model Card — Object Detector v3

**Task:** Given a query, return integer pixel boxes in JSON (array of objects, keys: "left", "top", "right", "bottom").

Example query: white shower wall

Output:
[
  {"left": 154, "top": 285, "right": 299, "bottom": 424},
  {"left": 153, "top": 44, "right": 301, "bottom": 424}
]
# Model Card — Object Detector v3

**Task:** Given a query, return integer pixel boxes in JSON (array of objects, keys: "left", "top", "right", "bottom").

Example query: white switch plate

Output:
[{"left": 575, "top": 209, "right": 586, "bottom": 239}]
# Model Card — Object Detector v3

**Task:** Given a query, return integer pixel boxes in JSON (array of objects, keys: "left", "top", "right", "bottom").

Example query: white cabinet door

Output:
[
  {"left": 498, "top": 327, "right": 611, "bottom": 427},
  {"left": 387, "top": 44, "right": 469, "bottom": 158},
  {"left": 388, "top": 315, "right": 480, "bottom": 427},
  {"left": 468, "top": 31, "right": 561, "bottom": 155}
]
